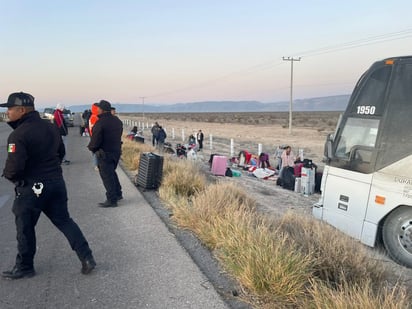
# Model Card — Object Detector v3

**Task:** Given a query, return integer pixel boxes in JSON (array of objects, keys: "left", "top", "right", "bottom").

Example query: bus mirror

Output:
[
  {"left": 323, "top": 138, "right": 333, "bottom": 163},
  {"left": 326, "top": 140, "right": 333, "bottom": 158},
  {"left": 327, "top": 132, "right": 335, "bottom": 142}
]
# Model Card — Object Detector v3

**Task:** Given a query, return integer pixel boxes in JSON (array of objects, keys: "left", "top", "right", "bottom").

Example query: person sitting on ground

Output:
[
  {"left": 258, "top": 152, "right": 271, "bottom": 169},
  {"left": 127, "top": 126, "right": 138, "bottom": 140},
  {"left": 188, "top": 134, "right": 196, "bottom": 146}
]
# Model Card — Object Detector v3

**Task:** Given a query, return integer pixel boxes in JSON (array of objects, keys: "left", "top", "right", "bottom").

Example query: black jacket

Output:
[
  {"left": 157, "top": 128, "right": 167, "bottom": 143},
  {"left": 3, "top": 111, "right": 65, "bottom": 184},
  {"left": 87, "top": 112, "right": 123, "bottom": 154}
]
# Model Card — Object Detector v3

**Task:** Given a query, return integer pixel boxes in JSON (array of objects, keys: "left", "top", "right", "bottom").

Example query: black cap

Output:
[
  {"left": 0, "top": 92, "right": 35, "bottom": 107},
  {"left": 94, "top": 100, "right": 111, "bottom": 112}
]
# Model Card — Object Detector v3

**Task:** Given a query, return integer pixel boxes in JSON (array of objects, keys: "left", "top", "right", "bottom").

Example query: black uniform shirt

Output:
[
  {"left": 3, "top": 111, "right": 65, "bottom": 184},
  {"left": 87, "top": 112, "right": 123, "bottom": 154}
]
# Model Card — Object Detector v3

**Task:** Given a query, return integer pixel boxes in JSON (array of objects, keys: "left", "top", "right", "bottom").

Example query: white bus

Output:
[{"left": 313, "top": 56, "right": 412, "bottom": 267}]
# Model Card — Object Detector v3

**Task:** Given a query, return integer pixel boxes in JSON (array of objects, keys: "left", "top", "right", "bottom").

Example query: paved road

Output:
[{"left": 0, "top": 122, "right": 229, "bottom": 309}]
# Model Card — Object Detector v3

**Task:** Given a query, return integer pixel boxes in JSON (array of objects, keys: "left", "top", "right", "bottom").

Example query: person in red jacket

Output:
[{"left": 54, "top": 103, "right": 70, "bottom": 165}]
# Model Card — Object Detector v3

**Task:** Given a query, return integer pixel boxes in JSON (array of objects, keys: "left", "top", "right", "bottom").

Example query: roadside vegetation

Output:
[{"left": 122, "top": 138, "right": 411, "bottom": 308}]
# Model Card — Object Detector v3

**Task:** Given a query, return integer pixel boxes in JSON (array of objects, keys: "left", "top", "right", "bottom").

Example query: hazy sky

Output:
[{"left": 1, "top": 1, "right": 411, "bottom": 108}]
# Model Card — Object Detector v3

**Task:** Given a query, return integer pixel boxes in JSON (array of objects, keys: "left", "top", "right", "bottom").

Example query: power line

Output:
[
  {"left": 144, "top": 28, "right": 412, "bottom": 100},
  {"left": 293, "top": 29, "right": 412, "bottom": 58}
]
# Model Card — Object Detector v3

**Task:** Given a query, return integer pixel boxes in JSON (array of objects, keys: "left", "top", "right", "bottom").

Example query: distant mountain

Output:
[{"left": 68, "top": 94, "right": 350, "bottom": 113}]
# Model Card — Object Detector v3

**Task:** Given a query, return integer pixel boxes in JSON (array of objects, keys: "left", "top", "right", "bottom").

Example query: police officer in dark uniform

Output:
[
  {"left": 87, "top": 100, "right": 123, "bottom": 207},
  {"left": 0, "top": 92, "right": 96, "bottom": 279}
]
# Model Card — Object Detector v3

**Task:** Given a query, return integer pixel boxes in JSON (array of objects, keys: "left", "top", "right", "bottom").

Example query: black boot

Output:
[
  {"left": 2, "top": 266, "right": 35, "bottom": 280},
  {"left": 81, "top": 255, "right": 96, "bottom": 275},
  {"left": 98, "top": 200, "right": 117, "bottom": 207}
]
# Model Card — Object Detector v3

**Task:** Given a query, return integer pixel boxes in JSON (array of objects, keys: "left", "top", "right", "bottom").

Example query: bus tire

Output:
[{"left": 382, "top": 206, "right": 412, "bottom": 268}]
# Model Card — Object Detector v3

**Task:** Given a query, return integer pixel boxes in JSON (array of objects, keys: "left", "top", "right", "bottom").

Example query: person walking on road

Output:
[
  {"left": 54, "top": 103, "right": 70, "bottom": 165},
  {"left": 87, "top": 100, "right": 123, "bottom": 208},
  {"left": 0, "top": 92, "right": 96, "bottom": 280}
]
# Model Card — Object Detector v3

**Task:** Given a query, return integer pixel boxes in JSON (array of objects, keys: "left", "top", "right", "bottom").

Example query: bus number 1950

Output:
[{"left": 357, "top": 105, "right": 376, "bottom": 115}]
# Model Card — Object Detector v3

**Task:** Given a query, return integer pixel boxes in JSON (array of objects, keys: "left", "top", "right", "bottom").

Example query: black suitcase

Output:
[
  {"left": 135, "top": 152, "right": 163, "bottom": 189},
  {"left": 133, "top": 135, "right": 145, "bottom": 143}
]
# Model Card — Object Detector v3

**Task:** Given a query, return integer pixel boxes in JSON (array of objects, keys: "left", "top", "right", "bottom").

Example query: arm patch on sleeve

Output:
[{"left": 8, "top": 143, "right": 16, "bottom": 153}]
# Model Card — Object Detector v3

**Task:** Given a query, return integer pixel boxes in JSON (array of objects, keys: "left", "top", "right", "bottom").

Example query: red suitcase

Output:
[{"left": 294, "top": 163, "right": 304, "bottom": 177}]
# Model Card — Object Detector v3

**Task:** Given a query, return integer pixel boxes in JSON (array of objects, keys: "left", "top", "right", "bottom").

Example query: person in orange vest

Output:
[
  {"left": 88, "top": 104, "right": 100, "bottom": 170},
  {"left": 88, "top": 103, "right": 99, "bottom": 136}
]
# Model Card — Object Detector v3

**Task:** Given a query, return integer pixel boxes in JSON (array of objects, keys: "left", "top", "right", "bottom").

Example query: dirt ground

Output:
[
  {"left": 126, "top": 113, "right": 331, "bottom": 164},
  {"left": 123, "top": 113, "right": 412, "bottom": 290}
]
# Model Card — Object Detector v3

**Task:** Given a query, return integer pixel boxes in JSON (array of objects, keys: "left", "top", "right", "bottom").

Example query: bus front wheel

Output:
[{"left": 382, "top": 206, "right": 412, "bottom": 268}]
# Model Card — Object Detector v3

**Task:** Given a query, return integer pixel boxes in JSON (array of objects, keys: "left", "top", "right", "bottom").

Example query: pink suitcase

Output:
[{"left": 211, "top": 155, "right": 227, "bottom": 176}]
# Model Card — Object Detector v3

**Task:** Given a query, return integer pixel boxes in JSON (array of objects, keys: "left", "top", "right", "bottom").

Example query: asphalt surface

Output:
[{"left": 0, "top": 121, "right": 229, "bottom": 309}]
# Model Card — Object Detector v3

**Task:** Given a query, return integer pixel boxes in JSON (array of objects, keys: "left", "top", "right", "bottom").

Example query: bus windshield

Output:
[{"left": 335, "top": 117, "right": 379, "bottom": 159}]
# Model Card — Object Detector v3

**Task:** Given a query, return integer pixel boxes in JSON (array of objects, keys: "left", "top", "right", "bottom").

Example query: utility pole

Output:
[
  {"left": 282, "top": 57, "right": 301, "bottom": 135},
  {"left": 139, "top": 96, "right": 145, "bottom": 121}
]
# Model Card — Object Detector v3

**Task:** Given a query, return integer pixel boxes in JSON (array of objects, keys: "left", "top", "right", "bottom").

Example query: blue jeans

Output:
[{"left": 12, "top": 178, "right": 92, "bottom": 269}]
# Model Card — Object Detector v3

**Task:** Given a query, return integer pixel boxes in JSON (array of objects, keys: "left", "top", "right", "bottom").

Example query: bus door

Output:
[{"left": 322, "top": 167, "right": 373, "bottom": 240}]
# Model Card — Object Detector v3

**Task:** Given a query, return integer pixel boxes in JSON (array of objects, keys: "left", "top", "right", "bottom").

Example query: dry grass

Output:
[
  {"left": 159, "top": 159, "right": 207, "bottom": 198},
  {"left": 308, "top": 279, "right": 409, "bottom": 309},
  {"left": 120, "top": 141, "right": 411, "bottom": 308},
  {"left": 276, "top": 212, "right": 387, "bottom": 287},
  {"left": 121, "top": 136, "right": 154, "bottom": 171}
]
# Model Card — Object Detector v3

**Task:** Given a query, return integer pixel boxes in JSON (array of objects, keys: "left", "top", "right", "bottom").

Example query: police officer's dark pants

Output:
[
  {"left": 12, "top": 178, "right": 92, "bottom": 270},
  {"left": 97, "top": 152, "right": 122, "bottom": 203}
]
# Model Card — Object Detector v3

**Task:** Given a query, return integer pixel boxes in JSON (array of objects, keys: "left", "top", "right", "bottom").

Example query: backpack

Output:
[
  {"left": 281, "top": 167, "right": 295, "bottom": 191},
  {"left": 225, "top": 168, "right": 233, "bottom": 177}
]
